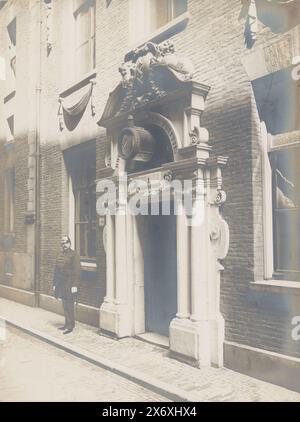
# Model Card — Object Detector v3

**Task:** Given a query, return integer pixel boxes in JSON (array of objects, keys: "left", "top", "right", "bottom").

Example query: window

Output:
[
  {"left": 149, "top": 0, "right": 187, "bottom": 33},
  {"left": 270, "top": 145, "right": 300, "bottom": 281},
  {"left": 4, "top": 168, "right": 15, "bottom": 233},
  {"left": 129, "top": 0, "right": 188, "bottom": 44},
  {"left": 73, "top": 0, "right": 95, "bottom": 79},
  {"left": 65, "top": 141, "right": 96, "bottom": 261},
  {"left": 253, "top": 70, "right": 300, "bottom": 281}
]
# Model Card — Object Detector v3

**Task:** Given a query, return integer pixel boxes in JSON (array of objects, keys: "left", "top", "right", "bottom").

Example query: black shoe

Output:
[
  {"left": 63, "top": 329, "right": 73, "bottom": 335},
  {"left": 58, "top": 326, "right": 67, "bottom": 330}
]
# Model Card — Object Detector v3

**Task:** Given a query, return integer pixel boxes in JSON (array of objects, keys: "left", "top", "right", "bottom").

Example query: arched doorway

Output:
[{"left": 97, "top": 40, "right": 229, "bottom": 367}]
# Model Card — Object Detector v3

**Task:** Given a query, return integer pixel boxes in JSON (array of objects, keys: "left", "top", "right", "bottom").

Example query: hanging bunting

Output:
[{"left": 58, "top": 80, "right": 96, "bottom": 131}]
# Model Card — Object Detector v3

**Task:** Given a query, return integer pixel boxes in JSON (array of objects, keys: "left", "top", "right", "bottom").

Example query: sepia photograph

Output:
[{"left": 0, "top": 0, "right": 300, "bottom": 410}]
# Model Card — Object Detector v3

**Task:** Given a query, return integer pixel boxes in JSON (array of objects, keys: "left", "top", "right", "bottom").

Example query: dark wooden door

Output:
[{"left": 144, "top": 214, "right": 177, "bottom": 336}]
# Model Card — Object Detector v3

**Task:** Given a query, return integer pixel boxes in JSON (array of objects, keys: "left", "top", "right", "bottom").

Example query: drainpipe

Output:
[{"left": 34, "top": 0, "right": 42, "bottom": 307}]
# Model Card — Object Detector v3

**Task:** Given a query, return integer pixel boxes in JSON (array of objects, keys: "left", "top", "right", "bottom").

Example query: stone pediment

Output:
[{"left": 98, "top": 40, "right": 198, "bottom": 127}]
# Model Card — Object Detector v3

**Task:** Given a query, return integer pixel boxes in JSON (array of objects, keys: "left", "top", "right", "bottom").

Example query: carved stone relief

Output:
[
  {"left": 118, "top": 40, "right": 195, "bottom": 114},
  {"left": 189, "top": 126, "right": 209, "bottom": 145}
]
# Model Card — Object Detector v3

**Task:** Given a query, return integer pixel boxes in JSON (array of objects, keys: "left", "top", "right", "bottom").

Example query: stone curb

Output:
[{"left": 1, "top": 316, "right": 196, "bottom": 402}]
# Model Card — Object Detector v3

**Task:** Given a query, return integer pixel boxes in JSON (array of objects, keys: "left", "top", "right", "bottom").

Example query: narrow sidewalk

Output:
[{"left": 1, "top": 297, "right": 300, "bottom": 402}]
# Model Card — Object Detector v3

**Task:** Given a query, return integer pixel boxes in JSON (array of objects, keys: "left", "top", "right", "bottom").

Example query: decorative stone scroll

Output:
[
  {"left": 189, "top": 126, "right": 209, "bottom": 145},
  {"left": 214, "top": 189, "right": 227, "bottom": 206}
]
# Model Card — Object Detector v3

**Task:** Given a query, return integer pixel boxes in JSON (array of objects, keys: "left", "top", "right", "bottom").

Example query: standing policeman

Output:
[{"left": 53, "top": 235, "right": 81, "bottom": 334}]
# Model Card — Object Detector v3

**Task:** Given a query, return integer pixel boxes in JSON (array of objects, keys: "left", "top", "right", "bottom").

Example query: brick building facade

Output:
[{"left": 0, "top": 0, "right": 300, "bottom": 391}]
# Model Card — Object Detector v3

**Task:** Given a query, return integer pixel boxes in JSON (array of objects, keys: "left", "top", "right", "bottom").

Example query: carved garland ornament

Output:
[{"left": 118, "top": 40, "right": 194, "bottom": 114}]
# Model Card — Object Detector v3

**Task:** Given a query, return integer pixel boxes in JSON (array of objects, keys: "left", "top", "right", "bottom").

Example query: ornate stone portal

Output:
[{"left": 97, "top": 40, "right": 229, "bottom": 367}]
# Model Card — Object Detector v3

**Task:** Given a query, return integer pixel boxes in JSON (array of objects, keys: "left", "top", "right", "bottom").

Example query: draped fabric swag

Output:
[{"left": 58, "top": 80, "right": 95, "bottom": 131}]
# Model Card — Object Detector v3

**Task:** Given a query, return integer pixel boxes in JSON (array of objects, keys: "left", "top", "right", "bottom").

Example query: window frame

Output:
[
  {"left": 65, "top": 141, "right": 97, "bottom": 264},
  {"left": 269, "top": 142, "right": 300, "bottom": 282},
  {"left": 73, "top": 0, "right": 96, "bottom": 81},
  {"left": 128, "top": 0, "right": 189, "bottom": 47},
  {"left": 151, "top": 0, "right": 187, "bottom": 31},
  {"left": 262, "top": 121, "right": 300, "bottom": 283},
  {"left": 74, "top": 182, "right": 97, "bottom": 263}
]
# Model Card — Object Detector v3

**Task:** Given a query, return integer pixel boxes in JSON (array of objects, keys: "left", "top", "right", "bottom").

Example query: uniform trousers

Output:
[{"left": 62, "top": 297, "right": 75, "bottom": 330}]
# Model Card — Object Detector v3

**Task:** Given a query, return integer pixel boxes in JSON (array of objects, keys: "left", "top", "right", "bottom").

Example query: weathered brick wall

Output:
[
  {"left": 0, "top": 0, "right": 32, "bottom": 289},
  {"left": 38, "top": 0, "right": 65, "bottom": 300}
]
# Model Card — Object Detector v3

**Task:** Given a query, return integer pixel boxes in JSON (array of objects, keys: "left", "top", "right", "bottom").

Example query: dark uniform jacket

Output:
[{"left": 53, "top": 248, "right": 81, "bottom": 300}]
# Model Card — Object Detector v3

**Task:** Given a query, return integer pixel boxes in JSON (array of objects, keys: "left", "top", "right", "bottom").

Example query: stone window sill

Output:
[
  {"left": 129, "top": 12, "right": 190, "bottom": 51},
  {"left": 250, "top": 279, "right": 300, "bottom": 295}
]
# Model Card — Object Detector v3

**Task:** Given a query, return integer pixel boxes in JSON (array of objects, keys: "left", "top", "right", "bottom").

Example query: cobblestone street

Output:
[
  {"left": 1, "top": 298, "right": 300, "bottom": 402},
  {"left": 0, "top": 326, "right": 167, "bottom": 402}
]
